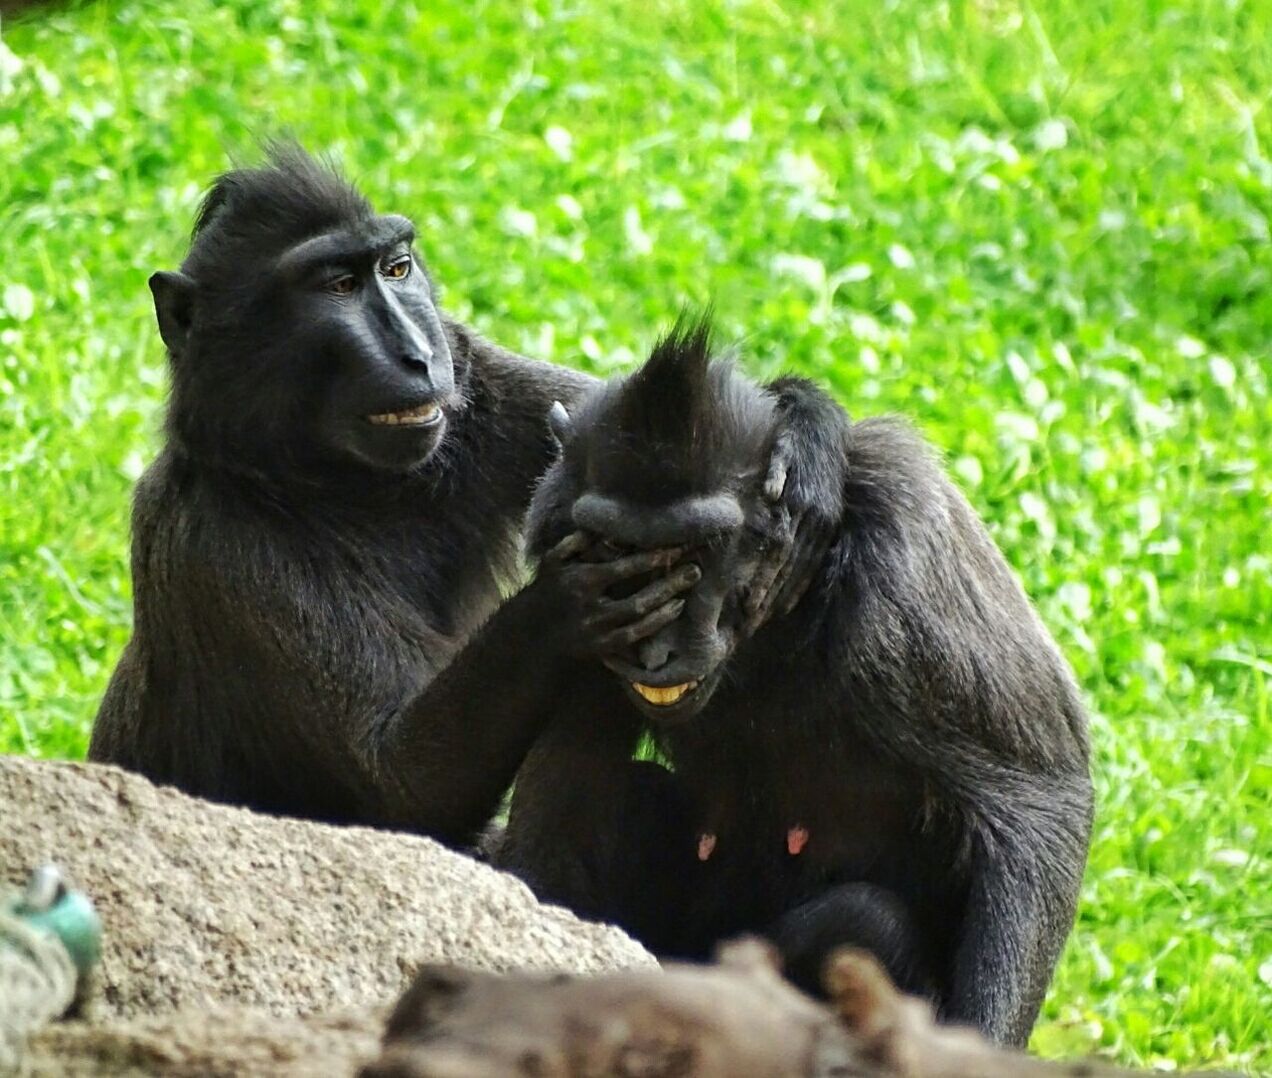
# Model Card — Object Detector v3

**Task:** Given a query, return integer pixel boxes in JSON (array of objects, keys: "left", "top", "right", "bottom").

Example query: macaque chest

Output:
[{"left": 668, "top": 704, "right": 923, "bottom": 895}]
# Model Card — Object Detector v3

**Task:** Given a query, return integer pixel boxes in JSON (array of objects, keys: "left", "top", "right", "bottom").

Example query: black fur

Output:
[
  {"left": 498, "top": 320, "right": 1093, "bottom": 1046},
  {"left": 89, "top": 145, "right": 595, "bottom": 843},
  {"left": 90, "top": 153, "right": 825, "bottom": 846}
]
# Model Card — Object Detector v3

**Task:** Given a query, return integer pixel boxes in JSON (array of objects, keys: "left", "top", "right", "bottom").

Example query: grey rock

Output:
[{"left": 0, "top": 755, "right": 653, "bottom": 1027}]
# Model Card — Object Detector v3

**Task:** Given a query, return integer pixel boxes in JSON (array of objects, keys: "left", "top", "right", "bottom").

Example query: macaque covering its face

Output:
[{"left": 528, "top": 320, "right": 779, "bottom": 723}]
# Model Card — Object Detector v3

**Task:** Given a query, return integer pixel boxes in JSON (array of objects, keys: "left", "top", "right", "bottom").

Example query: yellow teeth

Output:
[
  {"left": 368, "top": 401, "right": 441, "bottom": 426},
  {"left": 631, "top": 681, "right": 698, "bottom": 706}
]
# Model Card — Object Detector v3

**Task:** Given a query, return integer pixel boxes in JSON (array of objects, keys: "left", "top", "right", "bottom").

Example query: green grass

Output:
[{"left": 1, "top": 0, "right": 1268, "bottom": 1068}]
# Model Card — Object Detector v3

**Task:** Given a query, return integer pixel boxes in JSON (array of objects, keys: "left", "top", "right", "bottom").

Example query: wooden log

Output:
[{"left": 362, "top": 938, "right": 1243, "bottom": 1078}]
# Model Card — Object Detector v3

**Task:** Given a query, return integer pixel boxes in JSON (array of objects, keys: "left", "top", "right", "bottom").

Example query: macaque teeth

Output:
[
  {"left": 367, "top": 401, "right": 441, "bottom": 427},
  {"left": 631, "top": 681, "right": 699, "bottom": 706}
]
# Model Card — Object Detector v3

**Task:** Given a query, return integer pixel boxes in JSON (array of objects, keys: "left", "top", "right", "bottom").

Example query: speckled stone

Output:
[{"left": 0, "top": 755, "right": 653, "bottom": 1026}]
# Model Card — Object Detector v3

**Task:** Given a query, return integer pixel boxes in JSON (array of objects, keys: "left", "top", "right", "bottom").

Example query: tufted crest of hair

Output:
[
  {"left": 574, "top": 314, "right": 776, "bottom": 503},
  {"left": 181, "top": 141, "right": 373, "bottom": 287}
]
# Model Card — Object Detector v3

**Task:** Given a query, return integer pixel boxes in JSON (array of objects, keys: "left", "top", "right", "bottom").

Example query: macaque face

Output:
[
  {"left": 526, "top": 323, "right": 778, "bottom": 724},
  {"left": 570, "top": 488, "right": 763, "bottom": 723}
]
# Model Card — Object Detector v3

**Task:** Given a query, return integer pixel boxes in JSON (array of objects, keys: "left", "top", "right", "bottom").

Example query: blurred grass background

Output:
[{"left": 0, "top": 0, "right": 1268, "bottom": 1069}]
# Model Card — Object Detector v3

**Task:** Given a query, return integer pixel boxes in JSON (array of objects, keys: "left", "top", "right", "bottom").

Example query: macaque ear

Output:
[
  {"left": 149, "top": 271, "right": 197, "bottom": 357},
  {"left": 548, "top": 400, "right": 573, "bottom": 447}
]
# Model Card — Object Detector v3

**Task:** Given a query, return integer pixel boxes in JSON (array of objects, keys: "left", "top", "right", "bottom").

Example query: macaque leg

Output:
[{"left": 767, "top": 882, "right": 937, "bottom": 1001}]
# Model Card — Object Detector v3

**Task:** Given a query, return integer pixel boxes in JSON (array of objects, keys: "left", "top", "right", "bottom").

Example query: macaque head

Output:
[{"left": 529, "top": 318, "right": 777, "bottom": 723}]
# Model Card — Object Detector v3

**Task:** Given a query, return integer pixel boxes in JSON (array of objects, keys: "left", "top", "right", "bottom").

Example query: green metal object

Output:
[{"left": 7, "top": 865, "right": 102, "bottom": 977}]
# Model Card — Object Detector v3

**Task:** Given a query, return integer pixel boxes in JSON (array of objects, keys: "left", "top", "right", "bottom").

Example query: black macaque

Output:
[
  {"left": 497, "top": 318, "right": 1094, "bottom": 1046},
  {"left": 90, "top": 147, "right": 822, "bottom": 847}
]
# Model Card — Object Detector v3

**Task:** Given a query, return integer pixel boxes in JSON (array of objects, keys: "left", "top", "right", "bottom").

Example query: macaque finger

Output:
[
  {"left": 743, "top": 550, "right": 785, "bottom": 623},
  {"left": 743, "top": 510, "right": 804, "bottom": 630},
  {"left": 545, "top": 530, "right": 592, "bottom": 565},
  {"left": 763, "top": 432, "right": 793, "bottom": 503},
  {"left": 547, "top": 400, "right": 572, "bottom": 444},
  {"left": 579, "top": 547, "right": 687, "bottom": 589},
  {"left": 586, "top": 564, "right": 701, "bottom": 629},
  {"left": 776, "top": 521, "right": 833, "bottom": 616},
  {"left": 770, "top": 556, "right": 811, "bottom": 618},
  {"left": 595, "top": 599, "right": 686, "bottom": 650}
]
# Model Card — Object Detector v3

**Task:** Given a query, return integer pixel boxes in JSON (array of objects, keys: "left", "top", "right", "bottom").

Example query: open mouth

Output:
[
  {"left": 630, "top": 681, "right": 699, "bottom": 707},
  {"left": 366, "top": 401, "right": 442, "bottom": 427}
]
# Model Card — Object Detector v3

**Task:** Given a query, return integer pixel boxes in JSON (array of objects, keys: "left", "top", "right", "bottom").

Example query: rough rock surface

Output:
[
  {"left": 23, "top": 1007, "right": 384, "bottom": 1077},
  {"left": 0, "top": 755, "right": 653, "bottom": 1026}
]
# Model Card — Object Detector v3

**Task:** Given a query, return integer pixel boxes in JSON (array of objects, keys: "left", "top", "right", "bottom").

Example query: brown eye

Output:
[
  {"left": 328, "top": 274, "right": 356, "bottom": 296},
  {"left": 382, "top": 255, "right": 411, "bottom": 280}
]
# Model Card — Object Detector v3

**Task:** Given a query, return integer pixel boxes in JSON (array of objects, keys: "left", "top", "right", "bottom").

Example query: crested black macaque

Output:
[
  {"left": 89, "top": 146, "right": 825, "bottom": 846},
  {"left": 497, "top": 319, "right": 1094, "bottom": 1046}
]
